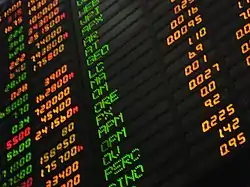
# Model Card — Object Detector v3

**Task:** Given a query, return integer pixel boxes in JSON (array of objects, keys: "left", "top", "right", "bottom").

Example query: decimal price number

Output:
[
  {"left": 35, "top": 90, "right": 71, "bottom": 116},
  {"left": 166, "top": 15, "right": 202, "bottom": 46},
  {"left": 10, "top": 83, "right": 28, "bottom": 101},
  {"left": 219, "top": 117, "right": 240, "bottom": 138},
  {"left": 241, "top": 39, "right": 250, "bottom": 55},
  {"left": 189, "top": 63, "right": 220, "bottom": 91},
  {"left": 200, "top": 80, "right": 216, "bottom": 98},
  {"left": 204, "top": 93, "right": 221, "bottom": 108},
  {"left": 185, "top": 48, "right": 206, "bottom": 76},
  {"left": 220, "top": 132, "right": 246, "bottom": 156},
  {"left": 172, "top": 0, "right": 195, "bottom": 15},
  {"left": 202, "top": 104, "right": 235, "bottom": 132},
  {"left": 236, "top": 23, "right": 250, "bottom": 40}
]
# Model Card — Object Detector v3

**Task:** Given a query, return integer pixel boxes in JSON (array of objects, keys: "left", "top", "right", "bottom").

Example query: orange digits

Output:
[
  {"left": 200, "top": 81, "right": 216, "bottom": 98},
  {"left": 44, "top": 64, "right": 67, "bottom": 86},
  {"left": 35, "top": 88, "right": 71, "bottom": 116},
  {"left": 189, "top": 67, "right": 215, "bottom": 91},
  {"left": 239, "top": 7, "right": 250, "bottom": 20},
  {"left": 185, "top": 59, "right": 199, "bottom": 76},
  {"left": 201, "top": 104, "right": 235, "bottom": 133},
  {"left": 238, "top": 132, "right": 247, "bottom": 145},
  {"left": 189, "top": 27, "right": 207, "bottom": 45},
  {"left": 246, "top": 55, "right": 250, "bottom": 66},
  {"left": 62, "top": 122, "right": 75, "bottom": 137},
  {"left": 220, "top": 143, "right": 230, "bottom": 156},
  {"left": 204, "top": 93, "right": 220, "bottom": 108},
  {"left": 187, "top": 6, "right": 198, "bottom": 17},
  {"left": 61, "top": 174, "right": 80, "bottom": 187},
  {"left": 220, "top": 132, "right": 246, "bottom": 157},
  {"left": 219, "top": 117, "right": 240, "bottom": 138},
  {"left": 173, "top": 0, "right": 195, "bottom": 15},
  {"left": 28, "top": 0, "right": 82, "bottom": 185},
  {"left": 241, "top": 40, "right": 250, "bottom": 54},
  {"left": 170, "top": 14, "right": 185, "bottom": 30},
  {"left": 10, "top": 83, "right": 28, "bottom": 101}
]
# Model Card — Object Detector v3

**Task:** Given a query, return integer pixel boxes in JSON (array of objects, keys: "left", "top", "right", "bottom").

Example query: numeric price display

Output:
[
  {"left": 27, "top": 0, "right": 88, "bottom": 186},
  {"left": 0, "top": 0, "right": 99, "bottom": 186},
  {"left": 1, "top": 0, "right": 250, "bottom": 187}
]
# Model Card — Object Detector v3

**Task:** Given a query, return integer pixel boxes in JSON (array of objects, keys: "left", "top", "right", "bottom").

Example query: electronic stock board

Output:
[{"left": 0, "top": 0, "right": 250, "bottom": 187}]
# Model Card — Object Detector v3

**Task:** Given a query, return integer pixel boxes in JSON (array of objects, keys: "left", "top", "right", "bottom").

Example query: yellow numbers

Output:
[
  {"left": 39, "top": 133, "right": 76, "bottom": 165},
  {"left": 240, "top": 7, "right": 250, "bottom": 20},
  {"left": 46, "top": 161, "right": 79, "bottom": 186},
  {"left": 200, "top": 80, "right": 216, "bottom": 98},
  {"left": 42, "top": 160, "right": 57, "bottom": 176},
  {"left": 60, "top": 174, "right": 80, "bottom": 187},
  {"left": 204, "top": 93, "right": 220, "bottom": 108},
  {"left": 219, "top": 117, "right": 240, "bottom": 138},
  {"left": 35, "top": 87, "right": 71, "bottom": 116},
  {"left": 236, "top": 23, "right": 250, "bottom": 40},
  {"left": 187, "top": 6, "right": 198, "bottom": 17},
  {"left": 40, "top": 148, "right": 56, "bottom": 165},
  {"left": 166, "top": 15, "right": 202, "bottom": 46},
  {"left": 62, "top": 122, "right": 75, "bottom": 137},
  {"left": 58, "top": 145, "right": 78, "bottom": 164},
  {"left": 173, "top": 0, "right": 195, "bottom": 14},
  {"left": 44, "top": 64, "right": 67, "bottom": 86},
  {"left": 170, "top": 14, "right": 185, "bottom": 30},
  {"left": 189, "top": 74, "right": 205, "bottom": 90},
  {"left": 220, "top": 132, "right": 246, "bottom": 156},
  {"left": 187, "top": 44, "right": 204, "bottom": 60},
  {"left": 202, "top": 103, "right": 235, "bottom": 132},
  {"left": 188, "top": 27, "right": 207, "bottom": 45},
  {"left": 241, "top": 39, "right": 250, "bottom": 54},
  {"left": 185, "top": 59, "right": 199, "bottom": 76}
]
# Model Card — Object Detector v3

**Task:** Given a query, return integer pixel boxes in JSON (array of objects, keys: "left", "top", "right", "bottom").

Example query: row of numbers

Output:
[
  {"left": 1, "top": 1, "right": 33, "bottom": 186},
  {"left": 29, "top": 1, "right": 84, "bottom": 185}
]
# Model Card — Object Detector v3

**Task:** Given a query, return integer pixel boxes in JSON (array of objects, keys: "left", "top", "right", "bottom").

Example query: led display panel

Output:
[{"left": 1, "top": 0, "right": 250, "bottom": 187}]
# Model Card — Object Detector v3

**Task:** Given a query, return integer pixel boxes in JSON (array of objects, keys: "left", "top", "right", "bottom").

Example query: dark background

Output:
[{"left": 1, "top": 0, "right": 250, "bottom": 186}]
